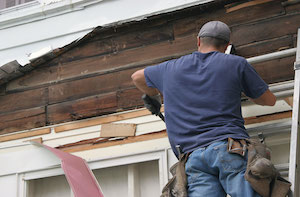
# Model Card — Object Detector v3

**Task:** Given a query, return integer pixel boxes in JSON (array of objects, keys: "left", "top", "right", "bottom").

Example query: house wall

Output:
[{"left": 0, "top": 1, "right": 299, "bottom": 137}]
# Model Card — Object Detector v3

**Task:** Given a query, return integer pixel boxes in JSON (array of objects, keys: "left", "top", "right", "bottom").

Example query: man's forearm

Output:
[{"left": 131, "top": 69, "right": 160, "bottom": 96}]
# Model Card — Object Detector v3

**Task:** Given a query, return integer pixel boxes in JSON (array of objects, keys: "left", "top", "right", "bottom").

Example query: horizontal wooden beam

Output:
[
  {"left": 54, "top": 108, "right": 150, "bottom": 133},
  {"left": 244, "top": 111, "right": 292, "bottom": 125},
  {"left": 0, "top": 128, "right": 50, "bottom": 143}
]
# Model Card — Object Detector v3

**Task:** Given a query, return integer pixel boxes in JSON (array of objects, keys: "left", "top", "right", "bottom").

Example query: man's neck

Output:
[{"left": 198, "top": 46, "right": 224, "bottom": 53}]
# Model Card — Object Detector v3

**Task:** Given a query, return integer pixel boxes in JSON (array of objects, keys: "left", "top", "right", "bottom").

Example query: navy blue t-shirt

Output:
[{"left": 144, "top": 51, "right": 268, "bottom": 157}]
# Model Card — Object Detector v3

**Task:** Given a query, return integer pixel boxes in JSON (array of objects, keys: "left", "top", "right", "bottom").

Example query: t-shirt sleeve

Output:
[
  {"left": 240, "top": 59, "right": 269, "bottom": 99},
  {"left": 144, "top": 61, "right": 168, "bottom": 92}
]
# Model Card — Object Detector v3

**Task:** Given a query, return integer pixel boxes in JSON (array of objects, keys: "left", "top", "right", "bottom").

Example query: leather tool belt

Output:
[
  {"left": 161, "top": 138, "right": 292, "bottom": 197},
  {"left": 161, "top": 153, "right": 189, "bottom": 197},
  {"left": 228, "top": 138, "right": 292, "bottom": 197}
]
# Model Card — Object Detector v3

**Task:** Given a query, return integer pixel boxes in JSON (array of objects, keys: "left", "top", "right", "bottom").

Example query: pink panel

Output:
[{"left": 42, "top": 144, "right": 104, "bottom": 197}]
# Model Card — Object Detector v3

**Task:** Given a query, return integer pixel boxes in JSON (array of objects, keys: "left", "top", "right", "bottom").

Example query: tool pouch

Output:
[
  {"left": 161, "top": 153, "right": 189, "bottom": 197},
  {"left": 243, "top": 138, "right": 291, "bottom": 197},
  {"left": 227, "top": 137, "right": 247, "bottom": 157}
]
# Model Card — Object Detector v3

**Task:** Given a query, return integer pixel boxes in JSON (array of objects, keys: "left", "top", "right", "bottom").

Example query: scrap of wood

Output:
[
  {"left": 226, "top": 0, "right": 274, "bottom": 13},
  {"left": 0, "top": 128, "right": 50, "bottom": 143},
  {"left": 284, "top": 96, "right": 293, "bottom": 108},
  {"left": 26, "top": 137, "right": 43, "bottom": 144},
  {"left": 100, "top": 123, "right": 137, "bottom": 137}
]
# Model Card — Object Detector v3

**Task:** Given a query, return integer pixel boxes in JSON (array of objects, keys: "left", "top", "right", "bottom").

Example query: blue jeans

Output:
[{"left": 185, "top": 140, "right": 261, "bottom": 197}]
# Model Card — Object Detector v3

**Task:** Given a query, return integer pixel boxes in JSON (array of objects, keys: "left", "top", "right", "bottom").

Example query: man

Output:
[{"left": 131, "top": 21, "right": 276, "bottom": 197}]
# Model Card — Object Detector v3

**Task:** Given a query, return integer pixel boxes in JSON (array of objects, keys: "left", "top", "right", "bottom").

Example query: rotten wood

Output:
[
  {"left": 47, "top": 92, "right": 118, "bottom": 124},
  {"left": 117, "top": 87, "right": 144, "bottom": 110},
  {"left": 0, "top": 88, "right": 47, "bottom": 114},
  {"left": 7, "top": 36, "right": 197, "bottom": 91},
  {"left": 0, "top": 107, "right": 46, "bottom": 135},
  {"left": 0, "top": 85, "right": 5, "bottom": 95},
  {"left": 235, "top": 35, "right": 294, "bottom": 58},
  {"left": 0, "top": 128, "right": 50, "bottom": 143},
  {"left": 284, "top": 1, "right": 300, "bottom": 14},
  {"left": 100, "top": 123, "right": 137, "bottom": 137},
  {"left": 231, "top": 13, "right": 300, "bottom": 46},
  {"left": 53, "top": 23, "right": 174, "bottom": 64},
  {"left": 252, "top": 55, "right": 295, "bottom": 84},
  {"left": 7, "top": 35, "right": 196, "bottom": 92},
  {"left": 174, "top": 0, "right": 285, "bottom": 38}
]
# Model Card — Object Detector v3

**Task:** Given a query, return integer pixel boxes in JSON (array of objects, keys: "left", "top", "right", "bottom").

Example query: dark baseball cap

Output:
[{"left": 198, "top": 21, "right": 231, "bottom": 42}]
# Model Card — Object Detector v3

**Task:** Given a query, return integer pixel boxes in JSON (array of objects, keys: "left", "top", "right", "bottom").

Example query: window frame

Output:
[{"left": 0, "top": 0, "right": 36, "bottom": 11}]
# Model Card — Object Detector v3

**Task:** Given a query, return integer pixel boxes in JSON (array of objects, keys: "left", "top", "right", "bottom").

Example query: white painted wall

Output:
[
  {"left": 0, "top": 175, "right": 17, "bottom": 197},
  {"left": 27, "top": 175, "right": 71, "bottom": 197}
]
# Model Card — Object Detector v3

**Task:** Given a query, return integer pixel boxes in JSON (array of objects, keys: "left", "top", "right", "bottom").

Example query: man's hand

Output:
[{"left": 142, "top": 94, "right": 162, "bottom": 115}]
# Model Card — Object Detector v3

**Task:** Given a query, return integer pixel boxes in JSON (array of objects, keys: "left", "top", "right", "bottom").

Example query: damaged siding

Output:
[{"left": 0, "top": 0, "right": 299, "bottom": 135}]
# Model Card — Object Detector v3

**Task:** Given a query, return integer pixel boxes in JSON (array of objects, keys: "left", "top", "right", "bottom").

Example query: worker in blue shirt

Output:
[{"left": 131, "top": 21, "right": 276, "bottom": 197}]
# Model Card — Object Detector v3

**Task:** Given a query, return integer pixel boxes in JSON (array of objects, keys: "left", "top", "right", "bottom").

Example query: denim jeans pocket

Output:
[{"left": 215, "top": 144, "right": 247, "bottom": 173}]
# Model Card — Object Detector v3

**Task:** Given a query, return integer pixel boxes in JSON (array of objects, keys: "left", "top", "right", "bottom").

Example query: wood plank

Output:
[
  {"left": 54, "top": 24, "right": 174, "bottom": 64},
  {"left": 48, "top": 72, "right": 120, "bottom": 104},
  {"left": 252, "top": 55, "right": 295, "bottom": 84},
  {"left": 293, "top": 34, "right": 298, "bottom": 47},
  {"left": 100, "top": 123, "right": 136, "bottom": 137},
  {"left": 0, "top": 128, "right": 50, "bottom": 143},
  {"left": 284, "top": 97, "right": 293, "bottom": 108},
  {"left": 27, "top": 137, "right": 43, "bottom": 144},
  {"left": 54, "top": 108, "right": 154, "bottom": 133},
  {"left": 48, "top": 67, "right": 144, "bottom": 104},
  {"left": 62, "top": 131, "right": 167, "bottom": 153},
  {"left": 226, "top": 0, "right": 273, "bottom": 13},
  {"left": 231, "top": 13, "right": 300, "bottom": 46},
  {"left": 47, "top": 92, "right": 118, "bottom": 124},
  {"left": 0, "top": 88, "right": 47, "bottom": 114},
  {"left": 235, "top": 35, "right": 294, "bottom": 58},
  {"left": 284, "top": 2, "right": 300, "bottom": 14},
  {"left": 8, "top": 34, "right": 196, "bottom": 92},
  {"left": 0, "top": 85, "right": 5, "bottom": 96},
  {"left": 117, "top": 88, "right": 144, "bottom": 110},
  {"left": 244, "top": 111, "right": 292, "bottom": 125},
  {"left": 174, "top": 0, "right": 284, "bottom": 38},
  {"left": 0, "top": 107, "right": 46, "bottom": 135}
]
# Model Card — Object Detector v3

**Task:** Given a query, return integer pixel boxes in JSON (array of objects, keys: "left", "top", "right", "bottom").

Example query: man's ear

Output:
[{"left": 197, "top": 37, "right": 201, "bottom": 47}]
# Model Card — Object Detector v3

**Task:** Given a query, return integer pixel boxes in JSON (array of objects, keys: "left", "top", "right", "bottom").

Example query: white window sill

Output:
[{"left": 0, "top": 0, "right": 104, "bottom": 30}]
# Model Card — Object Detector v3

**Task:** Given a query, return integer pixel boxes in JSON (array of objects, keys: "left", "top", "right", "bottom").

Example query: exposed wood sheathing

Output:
[{"left": 0, "top": 0, "right": 299, "bottom": 135}]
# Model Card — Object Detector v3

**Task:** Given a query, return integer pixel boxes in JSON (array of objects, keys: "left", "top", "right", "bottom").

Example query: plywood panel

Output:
[
  {"left": 0, "top": 88, "right": 47, "bottom": 113},
  {"left": 47, "top": 92, "right": 117, "bottom": 124},
  {"left": 100, "top": 123, "right": 136, "bottom": 137}
]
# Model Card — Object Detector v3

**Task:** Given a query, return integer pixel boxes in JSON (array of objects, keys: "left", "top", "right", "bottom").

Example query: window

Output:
[{"left": 0, "top": 0, "right": 35, "bottom": 10}]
